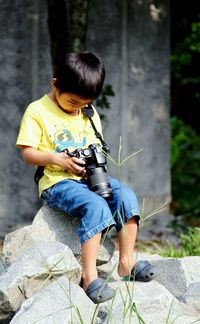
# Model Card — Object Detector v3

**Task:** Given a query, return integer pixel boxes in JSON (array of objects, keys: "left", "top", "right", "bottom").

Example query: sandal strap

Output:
[
  {"left": 135, "top": 261, "right": 153, "bottom": 276},
  {"left": 86, "top": 278, "right": 107, "bottom": 295}
]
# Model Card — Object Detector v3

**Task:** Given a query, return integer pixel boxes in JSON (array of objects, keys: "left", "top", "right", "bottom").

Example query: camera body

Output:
[{"left": 67, "top": 143, "right": 112, "bottom": 199}]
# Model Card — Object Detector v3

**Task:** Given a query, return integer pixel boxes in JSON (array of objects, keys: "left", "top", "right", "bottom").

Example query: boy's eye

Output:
[
  {"left": 68, "top": 100, "right": 83, "bottom": 107},
  {"left": 68, "top": 100, "right": 78, "bottom": 105}
]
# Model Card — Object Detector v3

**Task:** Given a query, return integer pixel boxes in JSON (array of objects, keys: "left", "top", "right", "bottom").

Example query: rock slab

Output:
[
  {"left": 10, "top": 276, "right": 96, "bottom": 324},
  {"left": 0, "top": 240, "right": 81, "bottom": 322},
  {"left": 3, "top": 206, "right": 114, "bottom": 266}
]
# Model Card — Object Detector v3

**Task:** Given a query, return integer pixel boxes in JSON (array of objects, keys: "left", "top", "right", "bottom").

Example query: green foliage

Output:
[
  {"left": 96, "top": 84, "right": 115, "bottom": 109},
  {"left": 158, "top": 227, "right": 200, "bottom": 258},
  {"left": 171, "top": 20, "right": 200, "bottom": 79},
  {"left": 190, "top": 21, "right": 200, "bottom": 52},
  {"left": 171, "top": 116, "right": 200, "bottom": 218},
  {"left": 95, "top": 84, "right": 115, "bottom": 120},
  {"left": 140, "top": 227, "right": 200, "bottom": 258},
  {"left": 171, "top": 12, "right": 200, "bottom": 134}
]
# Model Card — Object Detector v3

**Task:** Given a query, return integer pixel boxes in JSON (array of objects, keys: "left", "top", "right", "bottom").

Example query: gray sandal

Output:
[
  {"left": 85, "top": 278, "right": 115, "bottom": 304},
  {"left": 123, "top": 260, "right": 161, "bottom": 282}
]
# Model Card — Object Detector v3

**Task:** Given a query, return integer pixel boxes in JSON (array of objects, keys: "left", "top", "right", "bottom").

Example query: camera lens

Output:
[{"left": 87, "top": 167, "right": 112, "bottom": 199}]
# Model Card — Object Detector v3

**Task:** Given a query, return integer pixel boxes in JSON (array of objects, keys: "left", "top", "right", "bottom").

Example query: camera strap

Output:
[
  {"left": 34, "top": 104, "right": 109, "bottom": 185},
  {"left": 82, "top": 104, "right": 110, "bottom": 153}
]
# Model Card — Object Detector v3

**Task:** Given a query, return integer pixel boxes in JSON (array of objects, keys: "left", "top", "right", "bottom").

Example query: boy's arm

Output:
[{"left": 20, "top": 146, "right": 86, "bottom": 175}]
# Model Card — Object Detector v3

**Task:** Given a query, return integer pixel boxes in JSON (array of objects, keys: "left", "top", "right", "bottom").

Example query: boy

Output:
[{"left": 16, "top": 52, "right": 159, "bottom": 304}]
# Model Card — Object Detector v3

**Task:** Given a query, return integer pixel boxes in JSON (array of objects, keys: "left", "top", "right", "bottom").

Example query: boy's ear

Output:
[{"left": 51, "top": 78, "right": 57, "bottom": 88}]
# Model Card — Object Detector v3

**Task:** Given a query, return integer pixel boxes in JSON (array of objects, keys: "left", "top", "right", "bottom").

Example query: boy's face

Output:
[{"left": 51, "top": 79, "right": 94, "bottom": 115}]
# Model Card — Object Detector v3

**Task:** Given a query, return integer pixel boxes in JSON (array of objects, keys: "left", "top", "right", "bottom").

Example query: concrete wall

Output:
[
  {"left": 86, "top": 0, "right": 171, "bottom": 212},
  {"left": 0, "top": 0, "right": 170, "bottom": 236},
  {"left": 0, "top": 0, "right": 52, "bottom": 235}
]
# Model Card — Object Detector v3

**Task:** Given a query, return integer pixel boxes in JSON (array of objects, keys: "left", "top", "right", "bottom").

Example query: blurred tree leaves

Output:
[
  {"left": 171, "top": 3, "right": 200, "bottom": 134},
  {"left": 95, "top": 84, "right": 115, "bottom": 120},
  {"left": 171, "top": 19, "right": 200, "bottom": 79},
  {"left": 171, "top": 116, "right": 200, "bottom": 218},
  {"left": 171, "top": 3, "right": 200, "bottom": 222}
]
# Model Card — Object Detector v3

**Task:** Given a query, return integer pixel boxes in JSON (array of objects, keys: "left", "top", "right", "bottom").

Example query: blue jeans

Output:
[{"left": 42, "top": 177, "right": 140, "bottom": 245}]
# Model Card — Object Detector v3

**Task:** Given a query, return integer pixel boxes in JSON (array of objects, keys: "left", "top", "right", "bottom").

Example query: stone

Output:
[
  {"left": 0, "top": 255, "right": 6, "bottom": 276},
  {"left": 151, "top": 256, "right": 200, "bottom": 300},
  {"left": 97, "top": 251, "right": 163, "bottom": 281},
  {"left": 180, "top": 256, "right": 200, "bottom": 285},
  {"left": 0, "top": 241, "right": 81, "bottom": 322},
  {"left": 32, "top": 206, "right": 81, "bottom": 254},
  {"left": 97, "top": 250, "right": 120, "bottom": 281},
  {"left": 3, "top": 225, "right": 33, "bottom": 266},
  {"left": 182, "top": 282, "right": 200, "bottom": 313},
  {"left": 10, "top": 276, "right": 96, "bottom": 324},
  {"left": 3, "top": 206, "right": 114, "bottom": 266},
  {"left": 97, "top": 281, "right": 200, "bottom": 324},
  {"left": 98, "top": 252, "right": 200, "bottom": 305}
]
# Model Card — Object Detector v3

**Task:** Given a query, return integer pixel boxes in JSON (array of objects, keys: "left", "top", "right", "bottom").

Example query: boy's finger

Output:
[
  {"left": 81, "top": 169, "right": 87, "bottom": 178},
  {"left": 72, "top": 157, "right": 85, "bottom": 165},
  {"left": 70, "top": 161, "right": 85, "bottom": 173}
]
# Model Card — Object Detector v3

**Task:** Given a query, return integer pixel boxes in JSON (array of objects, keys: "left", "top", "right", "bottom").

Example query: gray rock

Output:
[
  {"left": 0, "top": 255, "right": 6, "bottom": 276},
  {"left": 32, "top": 206, "right": 81, "bottom": 254},
  {"left": 152, "top": 256, "right": 200, "bottom": 300},
  {"left": 97, "top": 281, "right": 200, "bottom": 324},
  {"left": 97, "top": 251, "right": 163, "bottom": 281},
  {"left": 98, "top": 252, "right": 200, "bottom": 305},
  {"left": 97, "top": 250, "right": 120, "bottom": 281},
  {"left": 182, "top": 282, "right": 200, "bottom": 313},
  {"left": 153, "top": 258, "right": 188, "bottom": 300},
  {"left": 180, "top": 256, "right": 200, "bottom": 285},
  {"left": 3, "top": 206, "right": 114, "bottom": 266},
  {"left": 10, "top": 276, "right": 96, "bottom": 324},
  {"left": 3, "top": 225, "right": 34, "bottom": 266},
  {"left": 0, "top": 241, "right": 81, "bottom": 322}
]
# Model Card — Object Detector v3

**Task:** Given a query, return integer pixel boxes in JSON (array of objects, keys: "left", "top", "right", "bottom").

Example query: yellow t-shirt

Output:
[{"left": 16, "top": 94, "right": 102, "bottom": 197}]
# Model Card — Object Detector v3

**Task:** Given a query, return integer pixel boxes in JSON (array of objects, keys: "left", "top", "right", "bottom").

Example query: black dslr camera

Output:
[{"left": 66, "top": 143, "right": 112, "bottom": 199}]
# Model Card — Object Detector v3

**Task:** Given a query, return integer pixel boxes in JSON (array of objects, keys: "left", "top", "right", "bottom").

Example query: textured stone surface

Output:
[
  {"left": 0, "top": 255, "right": 5, "bottom": 276},
  {"left": 0, "top": 0, "right": 51, "bottom": 236},
  {"left": 0, "top": 241, "right": 81, "bottom": 322},
  {"left": 97, "top": 281, "right": 200, "bottom": 323},
  {"left": 3, "top": 206, "right": 114, "bottom": 265},
  {"left": 1, "top": 248, "right": 200, "bottom": 323},
  {"left": 98, "top": 252, "right": 200, "bottom": 304},
  {"left": 97, "top": 251, "right": 163, "bottom": 281},
  {"left": 152, "top": 256, "right": 200, "bottom": 300},
  {"left": 182, "top": 282, "right": 200, "bottom": 313},
  {"left": 10, "top": 276, "right": 96, "bottom": 324},
  {"left": 3, "top": 225, "right": 34, "bottom": 265}
]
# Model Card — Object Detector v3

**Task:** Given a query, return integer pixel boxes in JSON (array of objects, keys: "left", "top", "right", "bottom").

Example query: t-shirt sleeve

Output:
[{"left": 16, "top": 106, "right": 42, "bottom": 149}]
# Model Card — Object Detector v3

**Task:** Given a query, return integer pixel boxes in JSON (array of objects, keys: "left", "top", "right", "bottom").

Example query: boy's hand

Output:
[
  {"left": 56, "top": 152, "right": 86, "bottom": 175},
  {"left": 20, "top": 146, "right": 86, "bottom": 176}
]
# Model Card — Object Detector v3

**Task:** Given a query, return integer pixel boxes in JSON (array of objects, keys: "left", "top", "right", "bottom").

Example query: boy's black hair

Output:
[{"left": 54, "top": 52, "right": 105, "bottom": 99}]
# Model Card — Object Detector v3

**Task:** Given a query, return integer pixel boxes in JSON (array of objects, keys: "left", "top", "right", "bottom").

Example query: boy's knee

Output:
[{"left": 85, "top": 196, "right": 110, "bottom": 216}]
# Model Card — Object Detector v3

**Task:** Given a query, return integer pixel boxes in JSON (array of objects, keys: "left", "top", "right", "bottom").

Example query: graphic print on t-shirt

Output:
[{"left": 53, "top": 129, "right": 86, "bottom": 152}]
